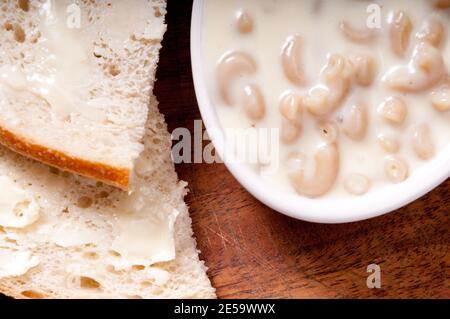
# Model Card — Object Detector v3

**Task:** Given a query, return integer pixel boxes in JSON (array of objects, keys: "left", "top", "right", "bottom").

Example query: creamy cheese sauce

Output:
[{"left": 202, "top": 0, "right": 450, "bottom": 198}]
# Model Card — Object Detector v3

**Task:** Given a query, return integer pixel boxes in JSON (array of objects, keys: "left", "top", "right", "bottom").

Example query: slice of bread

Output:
[
  {"left": 0, "top": 0, "right": 167, "bottom": 190},
  {"left": 0, "top": 95, "right": 216, "bottom": 299}
]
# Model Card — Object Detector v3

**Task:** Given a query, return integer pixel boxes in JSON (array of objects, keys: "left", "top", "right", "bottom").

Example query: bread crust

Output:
[{"left": 0, "top": 126, "right": 130, "bottom": 190}]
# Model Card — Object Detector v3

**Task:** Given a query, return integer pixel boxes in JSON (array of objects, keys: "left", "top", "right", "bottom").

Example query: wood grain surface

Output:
[{"left": 154, "top": 0, "right": 450, "bottom": 299}]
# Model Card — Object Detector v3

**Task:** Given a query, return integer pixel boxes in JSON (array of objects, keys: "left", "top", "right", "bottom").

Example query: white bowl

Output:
[{"left": 190, "top": 0, "right": 450, "bottom": 223}]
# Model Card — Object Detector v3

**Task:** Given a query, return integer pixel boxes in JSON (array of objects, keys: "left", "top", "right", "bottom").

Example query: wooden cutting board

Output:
[{"left": 154, "top": 0, "right": 450, "bottom": 299}]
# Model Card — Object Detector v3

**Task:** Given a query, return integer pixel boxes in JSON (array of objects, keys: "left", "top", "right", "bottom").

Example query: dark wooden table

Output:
[{"left": 154, "top": 0, "right": 450, "bottom": 299}]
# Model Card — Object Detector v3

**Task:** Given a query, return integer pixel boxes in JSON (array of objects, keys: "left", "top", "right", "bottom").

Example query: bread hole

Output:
[
  {"left": 4, "top": 22, "right": 13, "bottom": 31},
  {"left": 83, "top": 252, "right": 99, "bottom": 260},
  {"left": 13, "top": 24, "right": 26, "bottom": 43},
  {"left": 152, "top": 263, "right": 174, "bottom": 272},
  {"left": 153, "top": 6, "right": 162, "bottom": 17},
  {"left": 79, "top": 276, "right": 102, "bottom": 290},
  {"left": 61, "top": 171, "right": 71, "bottom": 178},
  {"left": 132, "top": 265, "right": 145, "bottom": 271},
  {"left": 62, "top": 207, "right": 69, "bottom": 214},
  {"left": 108, "top": 64, "right": 120, "bottom": 77},
  {"left": 5, "top": 238, "right": 17, "bottom": 244},
  {"left": 106, "top": 265, "right": 122, "bottom": 275},
  {"left": 21, "top": 290, "right": 44, "bottom": 299},
  {"left": 153, "top": 288, "right": 164, "bottom": 296},
  {"left": 77, "top": 196, "right": 93, "bottom": 209},
  {"left": 95, "top": 191, "right": 110, "bottom": 199},
  {"left": 108, "top": 250, "right": 121, "bottom": 257},
  {"left": 49, "top": 167, "right": 60, "bottom": 175},
  {"left": 127, "top": 92, "right": 140, "bottom": 98},
  {"left": 18, "top": 0, "right": 29, "bottom": 12},
  {"left": 141, "top": 280, "right": 154, "bottom": 287}
]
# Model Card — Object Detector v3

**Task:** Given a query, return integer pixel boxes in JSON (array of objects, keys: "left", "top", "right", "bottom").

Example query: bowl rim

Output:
[{"left": 190, "top": 0, "right": 450, "bottom": 224}]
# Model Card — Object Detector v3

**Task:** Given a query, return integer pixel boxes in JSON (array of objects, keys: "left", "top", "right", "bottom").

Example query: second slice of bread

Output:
[{"left": 0, "top": 95, "right": 216, "bottom": 299}]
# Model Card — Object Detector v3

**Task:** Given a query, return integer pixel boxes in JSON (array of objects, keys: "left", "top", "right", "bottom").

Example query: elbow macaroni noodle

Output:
[{"left": 203, "top": 0, "right": 450, "bottom": 198}]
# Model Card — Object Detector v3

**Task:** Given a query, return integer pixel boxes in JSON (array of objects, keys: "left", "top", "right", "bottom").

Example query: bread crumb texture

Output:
[
  {"left": 0, "top": 93, "right": 216, "bottom": 299},
  {"left": 0, "top": 0, "right": 169, "bottom": 187}
]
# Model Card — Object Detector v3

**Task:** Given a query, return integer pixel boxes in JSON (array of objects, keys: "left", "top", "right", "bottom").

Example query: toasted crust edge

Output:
[{"left": 0, "top": 126, "right": 130, "bottom": 190}]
